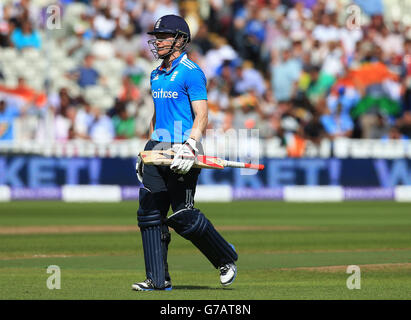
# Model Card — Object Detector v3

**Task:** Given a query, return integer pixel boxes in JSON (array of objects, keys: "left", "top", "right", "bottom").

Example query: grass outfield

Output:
[{"left": 0, "top": 201, "right": 410, "bottom": 300}]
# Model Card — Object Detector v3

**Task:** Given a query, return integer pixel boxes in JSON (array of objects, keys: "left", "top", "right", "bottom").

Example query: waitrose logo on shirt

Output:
[{"left": 152, "top": 89, "right": 179, "bottom": 99}]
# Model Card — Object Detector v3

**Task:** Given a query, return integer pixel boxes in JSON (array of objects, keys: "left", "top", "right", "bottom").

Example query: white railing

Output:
[{"left": 1, "top": 137, "right": 411, "bottom": 159}]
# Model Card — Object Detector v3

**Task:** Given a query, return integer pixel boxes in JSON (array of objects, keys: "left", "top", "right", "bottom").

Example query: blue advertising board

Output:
[{"left": 1, "top": 156, "right": 411, "bottom": 188}]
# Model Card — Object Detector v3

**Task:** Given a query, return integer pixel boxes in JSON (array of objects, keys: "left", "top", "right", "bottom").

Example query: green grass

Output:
[{"left": 0, "top": 201, "right": 410, "bottom": 299}]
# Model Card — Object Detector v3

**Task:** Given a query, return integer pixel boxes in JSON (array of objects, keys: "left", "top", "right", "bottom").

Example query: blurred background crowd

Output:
[{"left": 0, "top": 0, "right": 411, "bottom": 153}]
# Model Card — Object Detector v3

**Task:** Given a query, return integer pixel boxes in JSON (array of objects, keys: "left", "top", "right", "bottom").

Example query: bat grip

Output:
[
  {"left": 244, "top": 163, "right": 265, "bottom": 170},
  {"left": 224, "top": 160, "right": 265, "bottom": 170}
]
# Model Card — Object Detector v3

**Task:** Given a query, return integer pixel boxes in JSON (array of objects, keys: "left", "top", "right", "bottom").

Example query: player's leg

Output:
[
  {"left": 149, "top": 147, "right": 173, "bottom": 288},
  {"left": 161, "top": 220, "right": 172, "bottom": 287},
  {"left": 166, "top": 168, "right": 238, "bottom": 286},
  {"left": 133, "top": 186, "right": 166, "bottom": 290},
  {"left": 134, "top": 190, "right": 172, "bottom": 291},
  {"left": 156, "top": 193, "right": 172, "bottom": 287},
  {"left": 133, "top": 141, "right": 172, "bottom": 291}
]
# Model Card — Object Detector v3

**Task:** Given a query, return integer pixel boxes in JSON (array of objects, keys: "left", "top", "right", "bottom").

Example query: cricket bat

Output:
[{"left": 139, "top": 149, "right": 264, "bottom": 170}]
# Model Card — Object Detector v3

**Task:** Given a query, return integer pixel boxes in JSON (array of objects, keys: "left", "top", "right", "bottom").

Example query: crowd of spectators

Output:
[{"left": 0, "top": 0, "right": 411, "bottom": 153}]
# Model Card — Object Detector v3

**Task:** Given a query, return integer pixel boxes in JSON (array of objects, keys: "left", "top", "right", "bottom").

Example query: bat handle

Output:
[
  {"left": 224, "top": 160, "right": 265, "bottom": 170},
  {"left": 244, "top": 163, "right": 265, "bottom": 170}
]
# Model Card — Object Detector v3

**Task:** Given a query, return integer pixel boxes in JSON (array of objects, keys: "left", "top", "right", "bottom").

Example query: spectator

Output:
[
  {"left": 118, "top": 75, "right": 140, "bottom": 103},
  {"left": 65, "top": 25, "right": 92, "bottom": 62},
  {"left": 321, "top": 41, "right": 344, "bottom": 77},
  {"left": 1, "top": 0, "right": 411, "bottom": 148},
  {"left": 286, "top": 1, "right": 312, "bottom": 33},
  {"left": 263, "top": 17, "right": 293, "bottom": 66},
  {"left": 90, "top": 37, "right": 115, "bottom": 59},
  {"left": 122, "top": 54, "right": 146, "bottom": 88},
  {"left": 374, "top": 25, "right": 404, "bottom": 58},
  {"left": 74, "top": 100, "right": 95, "bottom": 139},
  {"left": 279, "top": 100, "right": 300, "bottom": 136},
  {"left": 113, "top": 25, "right": 141, "bottom": 58},
  {"left": 191, "top": 23, "right": 213, "bottom": 55},
  {"left": 398, "top": 111, "right": 411, "bottom": 138},
  {"left": 69, "top": 54, "right": 100, "bottom": 88},
  {"left": 304, "top": 110, "right": 327, "bottom": 144},
  {"left": 305, "top": 65, "right": 333, "bottom": 104},
  {"left": 271, "top": 49, "right": 302, "bottom": 101},
  {"left": 204, "top": 36, "right": 238, "bottom": 79},
  {"left": 112, "top": 106, "right": 136, "bottom": 139},
  {"left": 93, "top": 7, "right": 116, "bottom": 40},
  {"left": 312, "top": 14, "right": 340, "bottom": 43},
  {"left": 89, "top": 108, "right": 115, "bottom": 143},
  {"left": 54, "top": 106, "right": 76, "bottom": 141},
  {"left": 0, "top": 4, "right": 12, "bottom": 47},
  {"left": 10, "top": 20, "right": 41, "bottom": 50},
  {"left": 49, "top": 87, "right": 78, "bottom": 112},
  {"left": 381, "top": 125, "right": 408, "bottom": 140},
  {"left": 134, "top": 90, "right": 154, "bottom": 138},
  {"left": 402, "top": 39, "right": 411, "bottom": 112},
  {"left": 233, "top": 61, "right": 266, "bottom": 96},
  {"left": 232, "top": 90, "right": 261, "bottom": 130},
  {"left": 0, "top": 100, "right": 21, "bottom": 141},
  {"left": 243, "top": 5, "right": 266, "bottom": 64},
  {"left": 259, "top": 90, "right": 277, "bottom": 117},
  {"left": 321, "top": 103, "right": 354, "bottom": 139},
  {"left": 361, "top": 112, "right": 390, "bottom": 139},
  {"left": 152, "top": 0, "right": 179, "bottom": 22},
  {"left": 207, "top": 100, "right": 226, "bottom": 131},
  {"left": 208, "top": 78, "right": 231, "bottom": 112}
]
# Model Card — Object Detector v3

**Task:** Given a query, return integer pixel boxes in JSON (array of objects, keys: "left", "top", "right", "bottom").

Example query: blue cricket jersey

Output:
[{"left": 150, "top": 52, "right": 207, "bottom": 143}]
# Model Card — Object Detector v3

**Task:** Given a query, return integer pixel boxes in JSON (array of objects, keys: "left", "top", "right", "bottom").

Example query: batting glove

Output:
[{"left": 170, "top": 138, "right": 198, "bottom": 175}]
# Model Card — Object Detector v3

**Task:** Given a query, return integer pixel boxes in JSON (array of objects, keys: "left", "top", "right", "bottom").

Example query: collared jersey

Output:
[{"left": 150, "top": 52, "right": 207, "bottom": 143}]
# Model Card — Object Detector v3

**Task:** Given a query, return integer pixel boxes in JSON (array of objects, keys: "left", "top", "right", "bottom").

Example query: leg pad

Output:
[
  {"left": 137, "top": 188, "right": 165, "bottom": 288},
  {"left": 167, "top": 209, "right": 238, "bottom": 268},
  {"left": 161, "top": 222, "right": 171, "bottom": 281}
]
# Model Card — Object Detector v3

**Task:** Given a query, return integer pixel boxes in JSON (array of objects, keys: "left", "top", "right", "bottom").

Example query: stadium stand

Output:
[{"left": 0, "top": 0, "right": 410, "bottom": 158}]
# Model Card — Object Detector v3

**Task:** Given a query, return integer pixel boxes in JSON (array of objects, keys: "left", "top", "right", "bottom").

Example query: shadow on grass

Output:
[{"left": 172, "top": 285, "right": 232, "bottom": 290}]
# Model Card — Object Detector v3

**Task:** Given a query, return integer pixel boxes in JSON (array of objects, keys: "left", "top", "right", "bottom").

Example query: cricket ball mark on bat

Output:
[{"left": 139, "top": 150, "right": 264, "bottom": 170}]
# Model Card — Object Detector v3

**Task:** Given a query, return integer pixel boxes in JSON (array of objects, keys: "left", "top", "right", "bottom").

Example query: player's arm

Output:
[
  {"left": 170, "top": 100, "right": 207, "bottom": 174},
  {"left": 189, "top": 99, "right": 208, "bottom": 142},
  {"left": 170, "top": 67, "right": 207, "bottom": 174}
]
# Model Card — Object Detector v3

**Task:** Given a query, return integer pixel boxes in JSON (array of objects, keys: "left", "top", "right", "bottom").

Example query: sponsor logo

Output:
[{"left": 152, "top": 88, "right": 179, "bottom": 99}]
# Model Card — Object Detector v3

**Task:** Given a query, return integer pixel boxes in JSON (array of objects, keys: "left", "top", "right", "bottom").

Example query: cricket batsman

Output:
[{"left": 132, "top": 15, "right": 238, "bottom": 291}]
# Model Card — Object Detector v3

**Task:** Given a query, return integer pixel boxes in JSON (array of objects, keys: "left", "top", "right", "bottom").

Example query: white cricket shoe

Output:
[{"left": 219, "top": 263, "right": 237, "bottom": 286}]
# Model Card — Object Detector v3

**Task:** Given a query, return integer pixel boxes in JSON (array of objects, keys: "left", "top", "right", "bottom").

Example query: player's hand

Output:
[
  {"left": 170, "top": 138, "right": 198, "bottom": 175},
  {"left": 136, "top": 154, "right": 144, "bottom": 183}
]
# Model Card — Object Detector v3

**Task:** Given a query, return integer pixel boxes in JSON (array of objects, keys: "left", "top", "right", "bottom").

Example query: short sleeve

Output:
[
  {"left": 150, "top": 70, "right": 156, "bottom": 86},
  {"left": 185, "top": 68, "right": 207, "bottom": 101}
]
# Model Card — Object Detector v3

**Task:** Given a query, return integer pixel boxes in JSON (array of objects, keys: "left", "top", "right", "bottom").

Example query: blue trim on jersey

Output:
[{"left": 150, "top": 53, "right": 207, "bottom": 143}]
